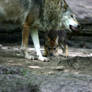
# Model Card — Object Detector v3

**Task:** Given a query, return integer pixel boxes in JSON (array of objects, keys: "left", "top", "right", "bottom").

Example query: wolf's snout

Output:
[
  {"left": 49, "top": 53, "right": 54, "bottom": 56},
  {"left": 70, "top": 24, "right": 80, "bottom": 31}
]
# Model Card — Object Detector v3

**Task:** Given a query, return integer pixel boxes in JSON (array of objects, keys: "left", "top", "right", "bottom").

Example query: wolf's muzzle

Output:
[{"left": 69, "top": 24, "right": 80, "bottom": 31}]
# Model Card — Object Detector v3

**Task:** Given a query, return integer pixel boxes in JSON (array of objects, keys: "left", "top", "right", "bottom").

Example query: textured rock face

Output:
[
  {"left": 0, "top": 66, "right": 92, "bottom": 92},
  {"left": 66, "top": 0, "right": 92, "bottom": 23}
]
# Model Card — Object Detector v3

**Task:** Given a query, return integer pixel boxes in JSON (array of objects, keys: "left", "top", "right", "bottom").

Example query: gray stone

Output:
[
  {"left": 0, "top": 65, "right": 92, "bottom": 92},
  {"left": 66, "top": 0, "right": 92, "bottom": 23}
]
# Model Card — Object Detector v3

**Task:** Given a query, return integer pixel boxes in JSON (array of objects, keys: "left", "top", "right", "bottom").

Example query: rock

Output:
[
  {"left": 66, "top": 0, "right": 92, "bottom": 24},
  {"left": 0, "top": 65, "right": 92, "bottom": 92},
  {"left": 0, "top": 66, "right": 39, "bottom": 92},
  {"left": 40, "top": 73, "right": 92, "bottom": 92}
]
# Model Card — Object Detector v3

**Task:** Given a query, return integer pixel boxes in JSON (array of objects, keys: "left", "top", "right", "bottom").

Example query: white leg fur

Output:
[{"left": 31, "top": 29, "right": 48, "bottom": 61}]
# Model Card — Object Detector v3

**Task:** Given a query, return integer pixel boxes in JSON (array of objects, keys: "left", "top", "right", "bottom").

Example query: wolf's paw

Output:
[
  {"left": 65, "top": 55, "right": 69, "bottom": 58},
  {"left": 38, "top": 56, "right": 49, "bottom": 62},
  {"left": 65, "top": 53, "right": 69, "bottom": 58}
]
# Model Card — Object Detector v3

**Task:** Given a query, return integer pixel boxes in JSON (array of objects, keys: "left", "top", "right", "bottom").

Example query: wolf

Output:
[
  {"left": 44, "top": 0, "right": 80, "bottom": 57},
  {"left": 44, "top": 29, "right": 68, "bottom": 57},
  {"left": 0, "top": 0, "right": 79, "bottom": 61}
]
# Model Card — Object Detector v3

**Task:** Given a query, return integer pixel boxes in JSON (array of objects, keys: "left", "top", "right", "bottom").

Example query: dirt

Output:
[
  {"left": 0, "top": 36, "right": 92, "bottom": 92},
  {"left": 0, "top": 39, "right": 92, "bottom": 76}
]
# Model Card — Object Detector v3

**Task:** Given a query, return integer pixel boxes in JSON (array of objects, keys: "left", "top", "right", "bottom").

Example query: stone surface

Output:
[
  {"left": 0, "top": 65, "right": 92, "bottom": 92},
  {"left": 0, "top": 40, "right": 91, "bottom": 90},
  {"left": 66, "top": 0, "right": 92, "bottom": 23},
  {"left": 0, "top": 42, "right": 92, "bottom": 91}
]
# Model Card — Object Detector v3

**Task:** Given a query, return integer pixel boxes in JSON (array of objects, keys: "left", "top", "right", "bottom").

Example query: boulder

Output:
[
  {"left": 0, "top": 66, "right": 92, "bottom": 92},
  {"left": 66, "top": 0, "right": 92, "bottom": 24}
]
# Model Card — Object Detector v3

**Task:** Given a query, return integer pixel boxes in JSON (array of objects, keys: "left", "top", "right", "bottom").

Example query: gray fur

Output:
[
  {"left": 0, "top": 0, "right": 63, "bottom": 31},
  {"left": 0, "top": 0, "right": 30, "bottom": 29}
]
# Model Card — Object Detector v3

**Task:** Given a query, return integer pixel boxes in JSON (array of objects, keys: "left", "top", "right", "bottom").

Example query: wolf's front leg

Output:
[
  {"left": 31, "top": 29, "right": 49, "bottom": 61},
  {"left": 22, "top": 22, "right": 34, "bottom": 60},
  {"left": 62, "top": 44, "right": 68, "bottom": 58},
  {"left": 65, "top": 44, "right": 68, "bottom": 58}
]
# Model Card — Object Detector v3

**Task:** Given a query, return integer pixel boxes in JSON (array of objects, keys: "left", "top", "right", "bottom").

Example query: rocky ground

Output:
[{"left": 0, "top": 36, "right": 92, "bottom": 92}]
